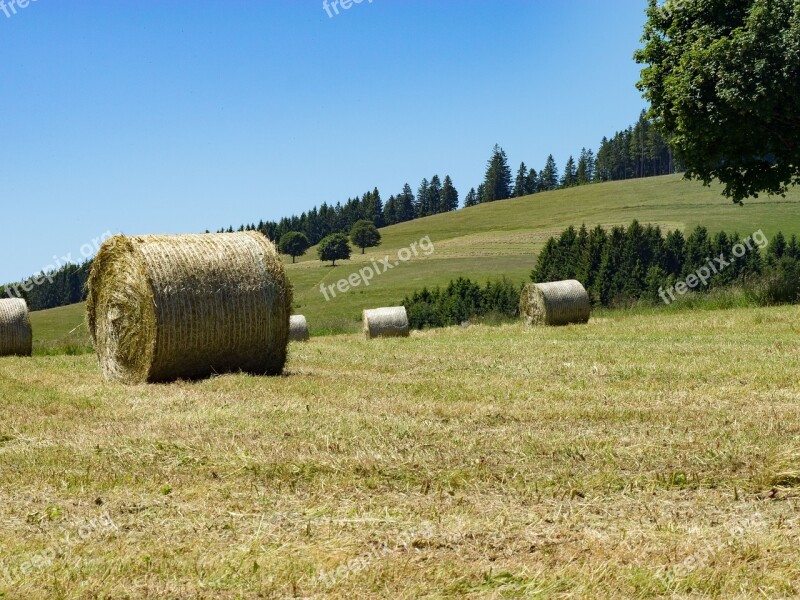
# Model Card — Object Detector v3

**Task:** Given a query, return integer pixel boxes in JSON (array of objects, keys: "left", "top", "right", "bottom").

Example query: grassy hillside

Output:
[
  {"left": 288, "top": 174, "right": 800, "bottom": 334},
  {"left": 29, "top": 174, "right": 800, "bottom": 345},
  {"left": 3, "top": 306, "right": 800, "bottom": 597}
]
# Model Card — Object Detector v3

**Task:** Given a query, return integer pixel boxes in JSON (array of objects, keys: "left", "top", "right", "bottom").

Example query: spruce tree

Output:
[
  {"left": 398, "top": 184, "right": 415, "bottom": 222},
  {"left": 464, "top": 188, "right": 478, "bottom": 208},
  {"left": 539, "top": 155, "right": 559, "bottom": 191},
  {"left": 441, "top": 176, "right": 459, "bottom": 212},
  {"left": 428, "top": 175, "right": 442, "bottom": 215},
  {"left": 482, "top": 144, "right": 513, "bottom": 202},
  {"left": 384, "top": 195, "right": 398, "bottom": 225},
  {"left": 525, "top": 168, "right": 538, "bottom": 195},
  {"left": 416, "top": 178, "right": 430, "bottom": 217},
  {"left": 477, "top": 183, "right": 487, "bottom": 204},
  {"left": 513, "top": 162, "right": 528, "bottom": 197},
  {"left": 561, "top": 156, "right": 577, "bottom": 187},
  {"left": 576, "top": 148, "right": 593, "bottom": 185}
]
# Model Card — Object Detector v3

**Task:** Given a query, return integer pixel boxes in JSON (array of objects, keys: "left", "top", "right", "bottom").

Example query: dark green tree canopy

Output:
[
  {"left": 317, "top": 233, "right": 352, "bottom": 266},
  {"left": 349, "top": 219, "right": 382, "bottom": 254},
  {"left": 482, "top": 144, "right": 513, "bottom": 202},
  {"left": 635, "top": 0, "right": 800, "bottom": 202},
  {"left": 539, "top": 155, "right": 559, "bottom": 191},
  {"left": 441, "top": 175, "right": 459, "bottom": 212},
  {"left": 278, "top": 231, "right": 311, "bottom": 263},
  {"left": 464, "top": 187, "right": 478, "bottom": 208}
]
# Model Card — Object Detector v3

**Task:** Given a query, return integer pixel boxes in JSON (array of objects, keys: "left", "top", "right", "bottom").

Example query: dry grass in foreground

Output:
[{"left": 1, "top": 305, "right": 800, "bottom": 598}]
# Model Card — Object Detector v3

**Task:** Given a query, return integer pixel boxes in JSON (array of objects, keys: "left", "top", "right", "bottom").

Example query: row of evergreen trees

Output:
[
  {"left": 0, "top": 262, "right": 89, "bottom": 311},
  {"left": 460, "top": 112, "right": 672, "bottom": 207},
  {"left": 402, "top": 277, "right": 521, "bottom": 330},
  {"left": 596, "top": 112, "right": 674, "bottom": 181},
  {"left": 218, "top": 177, "right": 459, "bottom": 246},
  {"left": 532, "top": 222, "right": 798, "bottom": 306}
]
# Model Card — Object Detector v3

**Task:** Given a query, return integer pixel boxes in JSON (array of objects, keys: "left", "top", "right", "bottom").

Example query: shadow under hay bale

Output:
[
  {"left": 87, "top": 232, "right": 292, "bottom": 384},
  {"left": 363, "top": 306, "right": 409, "bottom": 339},
  {"left": 289, "top": 315, "right": 310, "bottom": 342},
  {"left": 520, "top": 280, "right": 591, "bottom": 326},
  {"left": 0, "top": 298, "right": 32, "bottom": 357}
]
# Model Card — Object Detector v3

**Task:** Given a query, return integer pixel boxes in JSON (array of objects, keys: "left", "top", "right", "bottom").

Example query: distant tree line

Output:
[
  {"left": 463, "top": 112, "right": 674, "bottom": 207},
  {"left": 532, "top": 222, "right": 800, "bottom": 306},
  {"left": 402, "top": 277, "right": 521, "bottom": 330},
  {"left": 218, "top": 178, "right": 459, "bottom": 247},
  {"left": 1, "top": 262, "right": 89, "bottom": 311}
]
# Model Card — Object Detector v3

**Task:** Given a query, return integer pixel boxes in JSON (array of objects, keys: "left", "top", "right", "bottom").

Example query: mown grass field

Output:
[
  {"left": 4, "top": 174, "right": 800, "bottom": 598},
  {"left": 2, "top": 306, "right": 800, "bottom": 598}
]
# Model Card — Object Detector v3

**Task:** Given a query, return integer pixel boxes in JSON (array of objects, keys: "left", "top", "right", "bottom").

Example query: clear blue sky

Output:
[{"left": 0, "top": 0, "right": 650, "bottom": 283}]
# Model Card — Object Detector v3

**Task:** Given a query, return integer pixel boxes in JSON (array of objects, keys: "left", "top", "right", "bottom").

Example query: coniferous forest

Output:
[{"left": 400, "top": 225, "right": 800, "bottom": 330}]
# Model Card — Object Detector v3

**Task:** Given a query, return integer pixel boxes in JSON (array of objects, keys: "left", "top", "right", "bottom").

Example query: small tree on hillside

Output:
[
  {"left": 278, "top": 231, "right": 311, "bottom": 263},
  {"left": 350, "top": 220, "right": 382, "bottom": 254},
  {"left": 317, "top": 233, "right": 352, "bottom": 266}
]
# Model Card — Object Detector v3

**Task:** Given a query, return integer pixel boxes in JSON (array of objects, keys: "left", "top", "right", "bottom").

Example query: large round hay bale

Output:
[
  {"left": 289, "top": 315, "right": 310, "bottom": 342},
  {"left": 86, "top": 232, "right": 292, "bottom": 384},
  {"left": 520, "top": 280, "right": 590, "bottom": 326},
  {"left": 0, "top": 298, "right": 32, "bottom": 357},
  {"left": 363, "top": 306, "right": 409, "bottom": 339}
]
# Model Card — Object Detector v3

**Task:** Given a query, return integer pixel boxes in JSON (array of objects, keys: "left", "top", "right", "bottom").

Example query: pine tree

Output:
[
  {"left": 398, "top": 184, "right": 415, "bottom": 222},
  {"left": 464, "top": 188, "right": 478, "bottom": 208},
  {"left": 384, "top": 195, "right": 398, "bottom": 225},
  {"left": 584, "top": 149, "right": 596, "bottom": 181},
  {"left": 482, "top": 144, "right": 513, "bottom": 202},
  {"left": 788, "top": 234, "right": 800, "bottom": 260},
  {"left": 539, "top": 155, "right": 559, "bottom": 191},
  {"left": 428, "top": 175, "right": 442, "bottom": 215},
  {"left": 416, "top": 178, "right": 430, "bottom": 217},
  {"left": 361, "top": 188, "right": 384, "bottom": 227},
  {"left": 769, "top": 231, "right": 787, "bottom": 262},
  {"left": 576, "top": 148, "right": 594, "bottom": 185},
  {"left": 525, "top": 168, "right": 538, "bottom": 195},
  {"left": 513, "top": 162, "right": 528, "bottom": 197},
  {"left": 441, "top": 176, "right": 459, "bottom": 212},
  {"left": 561, "top": 156, "right": 577, "bottom": 187},
  {"left": 477, "top": 183, "right": 487, "bottom": 204}
]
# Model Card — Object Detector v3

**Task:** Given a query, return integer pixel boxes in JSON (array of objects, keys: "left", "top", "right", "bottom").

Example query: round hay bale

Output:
[
  {"left": 289, "top": 315, "right": 310, "bottom": 342},
  {"left": 363, "top": 306, "right": 409, "bottom": 339},
  {"left": 86, "top": 232, "right": 292, "bottom": 384},
  {"left": 0, "top": 298, "right": 32, "bottom": 357},
  {"left": 520, "top": 280, "right": 590, "bottom": 326}
]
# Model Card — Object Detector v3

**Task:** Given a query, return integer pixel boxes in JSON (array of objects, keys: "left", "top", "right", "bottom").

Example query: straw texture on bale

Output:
[
  {"left": 363, "top": 306, "right": 410, "bottom": 339},
  {"left": 289, "top": 315, "right": 310, "bottom": 342},
  {"left": 0, "top": 298, "right": 32, "bottom": 357},
  {"left": 87, "top": 232, "right": 292, "bottom": 384},
  {"left": 520, "top": 280, "right": 591, "bottom": 326}
]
